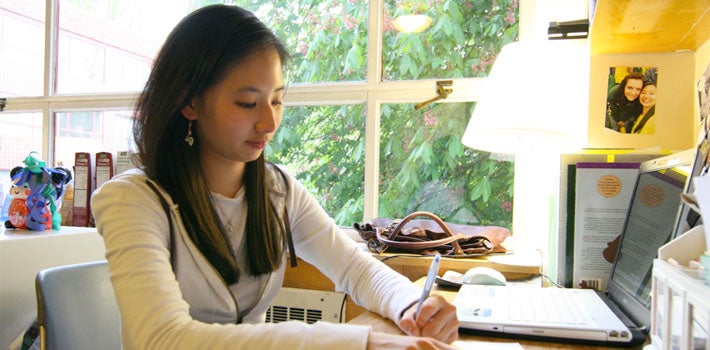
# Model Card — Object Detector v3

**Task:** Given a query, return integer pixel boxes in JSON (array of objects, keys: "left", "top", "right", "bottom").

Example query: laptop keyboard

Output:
[{"left": 508, "top": 287, "right": 590, "bottom": 325}]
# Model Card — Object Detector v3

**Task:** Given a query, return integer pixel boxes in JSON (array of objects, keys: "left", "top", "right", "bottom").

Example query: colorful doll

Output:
[{"left": 5, "top": 152, "right": 71, "bottom": 231}]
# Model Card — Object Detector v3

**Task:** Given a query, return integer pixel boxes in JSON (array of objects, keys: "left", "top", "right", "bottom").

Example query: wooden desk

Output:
[
  {"left": 284, "top": 244, "right": 542, "bottom": 322},
  {"left": 347, "top": 279, "right": 647, "bottom": 350}
]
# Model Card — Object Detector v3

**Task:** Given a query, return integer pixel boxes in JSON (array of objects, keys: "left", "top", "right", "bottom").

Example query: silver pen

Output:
[{"left": 415, "top": 253, "right": 441, "bottom": 319}]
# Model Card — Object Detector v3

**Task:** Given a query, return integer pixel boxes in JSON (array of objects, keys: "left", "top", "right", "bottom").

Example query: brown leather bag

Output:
[{"left": 353, "top": 211, "right": 510, "bottom": 256}]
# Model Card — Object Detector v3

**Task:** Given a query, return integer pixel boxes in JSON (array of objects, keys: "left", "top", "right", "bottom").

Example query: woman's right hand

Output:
[{"left": 367, "top": 332, "right": 457, "bottom": 350}]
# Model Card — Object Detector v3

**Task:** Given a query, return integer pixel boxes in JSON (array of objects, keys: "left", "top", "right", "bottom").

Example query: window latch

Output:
[{"left": 414, "top": 80, "right": 453, "bottom": 110}]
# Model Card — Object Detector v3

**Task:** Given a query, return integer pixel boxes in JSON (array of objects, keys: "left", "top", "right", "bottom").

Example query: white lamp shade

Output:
[{"left": 462, "top": 40, "right": 590, "bottom": 154}]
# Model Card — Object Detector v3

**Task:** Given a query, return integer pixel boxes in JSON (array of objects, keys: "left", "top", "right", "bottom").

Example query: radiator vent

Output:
[{"left": 266, "top": 287, "right": 346, "bottom": 324}]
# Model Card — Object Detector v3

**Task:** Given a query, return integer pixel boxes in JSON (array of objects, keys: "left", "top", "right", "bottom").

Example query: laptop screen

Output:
[
  {"left": 606, "top": 149, "right": 693, "bottom": 328},
  {"left": 671, "top": 141, "right": 708, "bottom": 239}
]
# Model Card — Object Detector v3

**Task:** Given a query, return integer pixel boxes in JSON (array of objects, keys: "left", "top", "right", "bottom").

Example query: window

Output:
[
  {"left": 382, "top": 0, "right": 517, "bottom": 81},
  {"left": 379, "top": 102, "right": 513, "bottom": 226},
  {"left": 0, "top": 1, "right": 45, "bottom": 97},
  {"left": 243, "top": 1, "right": 370, "bottom": 84},
  {"left": 268, "top": 104, "right": 366, "bottom": 225},
  {"left": 257, "top": 0, "right": 518, "bottom": 226},
  {"left": 56, "top": 1, "right": 184, "bottom": 94},
  {"left": 0, "top": 0, "right": 519, "bottom": 229},
  {"left": 54, "top": 110, "right": 134, "bottom": 166},
  {"left": 0, "top": 113, "right": 43, "bottom": 189}
]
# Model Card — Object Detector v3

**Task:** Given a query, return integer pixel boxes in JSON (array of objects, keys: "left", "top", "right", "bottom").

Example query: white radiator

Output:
[{"left": 266, "top": 287, "right": 346, "bottom": 324}]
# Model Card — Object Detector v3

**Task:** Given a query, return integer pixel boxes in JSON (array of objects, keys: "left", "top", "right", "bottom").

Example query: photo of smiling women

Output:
[{"left": 605, "top": 66, "right": 658, "bottom": 134}]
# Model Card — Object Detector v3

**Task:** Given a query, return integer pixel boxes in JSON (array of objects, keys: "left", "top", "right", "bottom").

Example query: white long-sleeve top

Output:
[{"left": 91, "top": 165, "right": 422, "bottom": 349}]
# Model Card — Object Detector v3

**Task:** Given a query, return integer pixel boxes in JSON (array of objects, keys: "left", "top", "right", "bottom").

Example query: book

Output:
[
  {"left": 95, "top": 152, "right": 114, "bottom": 190},
  {"left": 72, "top": 152, "right": 93, "bottom": 227},
  {"left": 115, "top": 150, "right": 134, "bottom": 176},
  {"left": 572, "top": 162, "right": 640, "bottom": 291},
  {"left": 557, "top": 151, "right": 668, "bottom": 287}
]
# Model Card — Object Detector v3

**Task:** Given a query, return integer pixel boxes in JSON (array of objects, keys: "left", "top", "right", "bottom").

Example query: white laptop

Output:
[{"left": 454, "top": 149, "right": 695, "bottom": 347}]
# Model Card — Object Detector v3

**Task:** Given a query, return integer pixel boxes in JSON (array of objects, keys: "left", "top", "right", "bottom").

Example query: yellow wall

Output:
[{"left": 695, "top": 39, "right": 710, "bottom": 141}]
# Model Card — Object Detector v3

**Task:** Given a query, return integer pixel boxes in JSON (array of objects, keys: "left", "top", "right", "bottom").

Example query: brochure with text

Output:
[{"left": 572, "top": 162, "right": 640, "bottom": 291}]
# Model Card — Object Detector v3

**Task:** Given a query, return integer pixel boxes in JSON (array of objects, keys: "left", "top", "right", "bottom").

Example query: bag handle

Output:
[{"left": 376, "top": 211, "right": 465, "bottom": 255}]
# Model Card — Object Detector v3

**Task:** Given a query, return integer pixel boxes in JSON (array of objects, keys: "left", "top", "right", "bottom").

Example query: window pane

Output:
[
  {"left": 0, "top": 1, "right": 45, "bottom": 97},
  {"left": 0, "top": 112, "right": 43, "bottom": 201},
  {"left": 379, "top": 102, "right": 513, "bottom": 226},
  {"left": 56, "top": 1, "right": 185, "bottom": 94},
  {"left": 54, "top": 110, "right": 134, "bottom": 168},
  {"left": 268, "top": 105, "right": 365, "bottom": 225},
  {"left": 383, "top": 0, "right": 518, "bottom": 81},
  {"left": 233, "top": 1, "right": 368, "bottom": 84},
  {"left": 56, "top": 0, "right": 369, "bottom": 93}
]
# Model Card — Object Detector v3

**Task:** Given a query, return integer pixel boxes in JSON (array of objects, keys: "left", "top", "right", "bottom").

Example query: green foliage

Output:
[
  {"left": 267, "top": 104, "right": 367, "bottom": 224},
  {"left": 211, "top": 0, "right": 517, "bottom": 227},
  {"left": 383, "top": 0, "right": 519, "bottom": 80},
  {"left": 378, "top": 103, "right": 513, "bottom": 226}
]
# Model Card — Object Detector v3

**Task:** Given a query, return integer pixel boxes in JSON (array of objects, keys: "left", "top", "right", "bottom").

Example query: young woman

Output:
[
  {"left": 606, "top": 72, "right": 644, "bottom": 133},
  {"left": 91, "top": 5, "right": 458, "bottom": 349},
  {"left": 632, "top": 82, "right": 657, "bottom": 134}
]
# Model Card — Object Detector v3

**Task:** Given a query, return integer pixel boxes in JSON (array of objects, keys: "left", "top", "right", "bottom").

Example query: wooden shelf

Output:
[
  {"left": 370, "top": 250, "right": 541, "bottom": 281},
  {"left": 590, "top": 0, "right": 710, "bottom": 55}
]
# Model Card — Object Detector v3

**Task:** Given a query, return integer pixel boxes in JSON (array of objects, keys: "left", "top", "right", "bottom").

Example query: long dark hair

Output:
[{"left": 133, "top": 5, "right": 291, "bottom": 284}]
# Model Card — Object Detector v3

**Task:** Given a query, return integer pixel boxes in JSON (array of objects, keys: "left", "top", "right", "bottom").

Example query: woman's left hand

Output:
[{"left": 398, "top": 294, "right": 459, "bottom": 344}]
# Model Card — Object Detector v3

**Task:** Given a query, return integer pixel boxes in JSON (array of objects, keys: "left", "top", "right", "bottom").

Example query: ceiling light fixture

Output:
[{"left": 393, "top": 14, "right": 432, "bottom": 33}]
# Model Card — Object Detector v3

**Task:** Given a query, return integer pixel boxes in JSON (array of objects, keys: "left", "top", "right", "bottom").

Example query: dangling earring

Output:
[{"left": 184, "top": 120, "right": 194, "bottom": 146}]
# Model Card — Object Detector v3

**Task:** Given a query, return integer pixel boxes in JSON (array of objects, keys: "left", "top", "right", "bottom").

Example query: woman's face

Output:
[
  {"left": 183, "top": 48, "right": 285, "bottom": 165},
  {"left": 639, "top": 84, "right": 657, "bottom": 108},
  {"left": 623, "top": 78, "right": 643, "bottom": 101}
]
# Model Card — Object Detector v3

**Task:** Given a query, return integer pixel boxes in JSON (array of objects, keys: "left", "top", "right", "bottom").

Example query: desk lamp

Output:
[{"left": 461, "top": 40, "right": 590, "bottom": 275}]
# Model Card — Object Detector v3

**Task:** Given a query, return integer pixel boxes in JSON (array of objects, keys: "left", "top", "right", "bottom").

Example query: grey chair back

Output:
[{"left": 35, "top": 260, "right": 121, "bottom": 350}]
